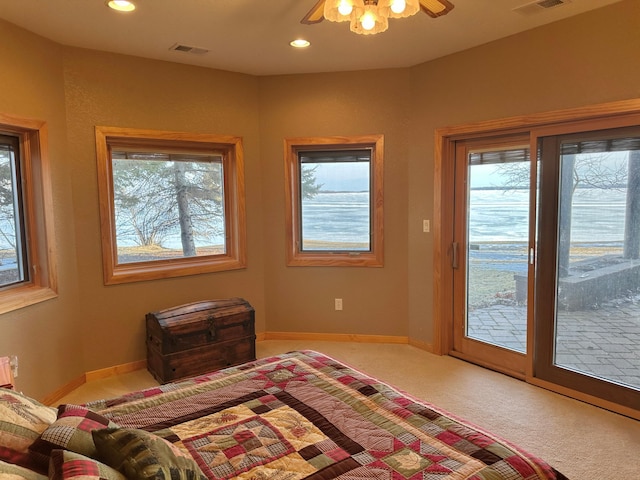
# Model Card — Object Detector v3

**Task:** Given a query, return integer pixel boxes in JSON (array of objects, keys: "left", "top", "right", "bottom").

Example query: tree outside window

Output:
[{"left": 111, "top": 153, "right": 225, "bottom": 263}]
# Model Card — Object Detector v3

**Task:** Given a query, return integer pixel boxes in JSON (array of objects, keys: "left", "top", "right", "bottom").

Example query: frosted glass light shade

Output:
[
  {"left": 324, "top": 0, "right": 364, "bottom": 22},
  {"left": 350, "top": 5, "right": 389, "bottom": 35},
  {"left": 385, "top": 0, "right": 420, "bottom": 18}
]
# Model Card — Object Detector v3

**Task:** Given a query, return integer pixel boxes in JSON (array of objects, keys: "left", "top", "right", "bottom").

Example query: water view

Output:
[
  {"left": 470, "top": 187, "right": 627, "bottom": 243},
  {"left": 301, "top": 191, "right": 370, "bottom": 249},
  {"left": 304, "top": 187, "right": 629, "bottom": 249}
]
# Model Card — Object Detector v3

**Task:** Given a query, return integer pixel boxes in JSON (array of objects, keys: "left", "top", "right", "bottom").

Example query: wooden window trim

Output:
[
  {"left": 284, "top": 135, "right": 384, "bottom": 267},
  {"left": 0, "top": 113, "right": 58, "bottom": 314},
  {"left": 95, "top": 126, "right": 246, "bottom": 285}
]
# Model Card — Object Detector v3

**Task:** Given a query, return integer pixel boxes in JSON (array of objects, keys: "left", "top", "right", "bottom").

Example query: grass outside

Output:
[
  {"left": 0, "top": 243, "right": 626, "bottom": 298},
  {"left": 115, "top": 242, "right": 625, "bottom": 310},
  {"left": 117, "top": 240, "right": 369, "bottom": 264},
  {"left": 117, "top": 244, "right": 225, "bottom": 263},
  {"left": 467, "top": 243, "right": 627, "bottom": 309}
]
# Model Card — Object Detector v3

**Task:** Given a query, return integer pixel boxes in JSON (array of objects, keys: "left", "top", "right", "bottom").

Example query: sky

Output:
[
  {"left": 308, "top": 151, "right": 632, "bottom": 191},
  {"left": 312, "top": 162, "right": 370, "bottom": 191}
]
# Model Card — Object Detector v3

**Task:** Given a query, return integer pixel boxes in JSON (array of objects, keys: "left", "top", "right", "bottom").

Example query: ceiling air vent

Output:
[
  {"left": 169, "top": 43, "right": 209, "bottom": 55},
  {"left": 513, "top": 0, "right": 571, "bottom": 16}
]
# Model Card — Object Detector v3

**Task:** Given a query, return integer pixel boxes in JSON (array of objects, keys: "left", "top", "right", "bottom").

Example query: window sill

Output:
[
  {"left": 286, "top": 251, "right": 383, "bottom": 267},
  {"left": 0, "top": 285, "right": 58, "bottom": 315},
  {"left": 104, "top": 255, "right": 247, "bottom": 285}
]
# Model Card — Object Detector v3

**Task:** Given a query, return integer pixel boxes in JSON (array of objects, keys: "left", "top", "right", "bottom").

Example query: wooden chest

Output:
[{"left": 146, "top": 298, "right": 255, "bottom": 383}]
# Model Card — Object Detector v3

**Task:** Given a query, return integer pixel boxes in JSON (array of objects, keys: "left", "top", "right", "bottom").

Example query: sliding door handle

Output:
[{"left": 451, "top": 242, "right": 459, "bottom": 269}]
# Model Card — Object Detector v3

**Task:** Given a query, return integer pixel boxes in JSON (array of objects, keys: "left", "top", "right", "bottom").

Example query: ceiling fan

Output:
[{"left": 301, "top": 0, "right": 455, "bottom": 29}]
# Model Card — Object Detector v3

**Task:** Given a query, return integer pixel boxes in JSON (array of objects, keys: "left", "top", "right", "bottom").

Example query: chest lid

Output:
[{"left": 147, "top": 297, "right": 254, "bottom": 337}]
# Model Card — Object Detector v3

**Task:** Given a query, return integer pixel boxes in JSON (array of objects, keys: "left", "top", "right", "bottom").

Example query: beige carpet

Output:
[{"left": 58, "top": 341, "right": 640, "bottom": 479}]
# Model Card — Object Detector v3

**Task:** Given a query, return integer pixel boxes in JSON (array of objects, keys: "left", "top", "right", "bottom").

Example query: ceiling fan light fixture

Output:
[{"left": 313, "top": 0, "right": 453, "bottom": 35}]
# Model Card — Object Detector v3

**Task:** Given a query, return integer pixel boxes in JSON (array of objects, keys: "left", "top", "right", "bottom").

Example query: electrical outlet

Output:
[
  {"left": 334, "top": 298, "right": 343, "bottom": 311},
  {"left": 423, "top": 219, "right": 430, "bottom": 233}
]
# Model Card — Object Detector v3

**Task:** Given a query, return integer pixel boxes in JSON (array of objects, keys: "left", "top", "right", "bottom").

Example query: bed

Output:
[{"left": 1, "top": 350, "right": 567, "bottom": 480}]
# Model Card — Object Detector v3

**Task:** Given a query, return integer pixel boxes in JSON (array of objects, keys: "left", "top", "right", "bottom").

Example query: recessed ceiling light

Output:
[
  {"left": 290, "top": 39, "right": 311, "bottom": 48},
  {"left": 106, "top": 1, "right": 136, "bottom": 12}
]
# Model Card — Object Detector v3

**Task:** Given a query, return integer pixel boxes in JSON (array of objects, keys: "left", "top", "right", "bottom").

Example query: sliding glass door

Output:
[
  {"left": 536, "top": 127, "right": 640, "bottom": 410},
  {"left": 451, "top": 135, "right": 533, "bottom": 377},
  {"left": 443, "top": 119, "right": 640, "bottom": 414}
]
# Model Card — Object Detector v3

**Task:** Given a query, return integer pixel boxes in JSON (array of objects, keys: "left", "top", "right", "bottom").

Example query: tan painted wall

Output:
[
  {"left": 0, "top": 21, "right": 81, "bottom": 399},
  {"left": 258, "top": 69, "right": 411, "bottom": 336},
  {"left": 62, "top": 49, "right": 265, "bottom": 375},
  {"left": 0, "top": 0, "right": 638, "bottom": 399},
  {"left": 406, "top": 0, "right": 640, "bottom": 346}
]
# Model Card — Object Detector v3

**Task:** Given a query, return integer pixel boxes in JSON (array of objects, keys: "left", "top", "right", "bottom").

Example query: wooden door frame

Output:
[
  {"left": 433, "top": 98, "right": 640, "bottom": 420},
  {"left": 447, "top": 135, "right": 531, "bottom": 379}
]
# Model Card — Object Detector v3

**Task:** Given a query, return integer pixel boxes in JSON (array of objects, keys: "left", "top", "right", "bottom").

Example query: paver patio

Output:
[{"left": 468, "top": 299, "right": 640, "bottom": 390}]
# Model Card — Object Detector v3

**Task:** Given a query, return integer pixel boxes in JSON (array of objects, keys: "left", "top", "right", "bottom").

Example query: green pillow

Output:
[{"left": 92, "top": 428, "right": 206, "bottom": 480}]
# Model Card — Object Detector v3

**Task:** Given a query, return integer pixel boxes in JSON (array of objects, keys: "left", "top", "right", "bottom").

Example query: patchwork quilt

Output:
[{"left": 86, "top": 350, "right": 567, "bottom": 480}]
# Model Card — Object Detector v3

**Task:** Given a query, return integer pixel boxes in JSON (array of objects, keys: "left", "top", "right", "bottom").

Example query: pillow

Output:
[
  {"left": 0, "top": 459, "right": 47, "bottom": 480},
  {"left": 29, "top": 405, "right": 117, "bottom": 467},
  {"left": 92, "top": 428, "right": 206, "bottom": 480},
  {"left": 0, "top": 388, "right": 57, "bottom": 470},
  {"left": 48, "top": 449, "right": 125, "bottom": 480}
]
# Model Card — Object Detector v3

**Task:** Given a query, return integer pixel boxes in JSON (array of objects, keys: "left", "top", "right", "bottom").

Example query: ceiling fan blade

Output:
[
  {"left": 301, "top": 0, "right": 326, "bottom": 24},
  {"left": 419, "top": 0, "right": 454, "bottom": 18}
]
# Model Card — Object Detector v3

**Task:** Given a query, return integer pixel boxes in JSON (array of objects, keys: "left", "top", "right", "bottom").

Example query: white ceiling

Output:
[{"left": 0, "top": 0, "right": 624, "bottom": 76}]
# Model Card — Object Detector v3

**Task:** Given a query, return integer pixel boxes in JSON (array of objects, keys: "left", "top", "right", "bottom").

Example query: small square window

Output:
[{"left": 285, "top": 135, "right": 384, "bottom": 267}]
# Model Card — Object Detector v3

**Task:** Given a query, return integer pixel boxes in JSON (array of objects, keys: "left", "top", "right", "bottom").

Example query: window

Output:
[
  {"left": 96, "top": 127, "right": 246, "bottom": 284},
  {"left": 0, "top": 114, "right": 57, "bottom": 313},
  {"left": 284, "top": 135, "right": 384, "bottom": 266}
]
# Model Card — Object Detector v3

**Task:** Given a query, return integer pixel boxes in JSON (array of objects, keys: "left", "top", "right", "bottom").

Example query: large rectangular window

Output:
[
  {"left": 0, "top": 114, "right": 57, "bottom": 313},
  {"left": 96, "top": 127, "right": 246, "bottom": 284},
  {"left": 285, "top": 135, "right": 383, "bottom": 267}
]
